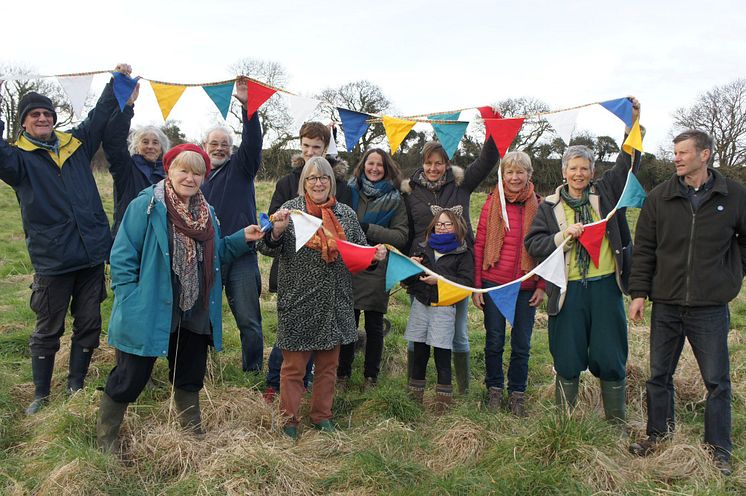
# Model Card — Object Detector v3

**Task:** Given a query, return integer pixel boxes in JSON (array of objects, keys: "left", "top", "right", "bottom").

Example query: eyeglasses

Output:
[
  {"left": 435, "top": 222, "right": 454, "bottom": 228},
  {"left": 28, "top": 110, "right": 54, "bottom": 119},
  {"left": 305, "top": 175, "right": 331, "bottom": 184},
  {"left": 207, "top": 141, "right": 231, "bottom": 149}
]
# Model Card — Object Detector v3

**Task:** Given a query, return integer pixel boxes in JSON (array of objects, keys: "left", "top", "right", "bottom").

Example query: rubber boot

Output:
[
  {"left": 408, "top": 378, "right": 425, "bottom": 404},
  {"left": 406, "top": 349, "right": 415, "bottom": 379},
  {"left": 96, "top": 392, "right": 128, "bottom": 453},
  {"left": 26, "top": 355, "right": 55, "bottom": 415},
  {"left": 67, "top": 345, "right": 93, "bottom": 393},
  {"left": 555, "top": 375, "right": 579, "bottom": 412},
  {"left": 433, "top": 384, "right": 453, "bottom": 414},
  {"left": 600, "top": 379, "right": 626, "bottom": 423},
  {"left": 173, "top": 388, "right": 205, "bottom": 437},
  {"left": 452, "top": 352, "right": 470, "bottom": 395}
]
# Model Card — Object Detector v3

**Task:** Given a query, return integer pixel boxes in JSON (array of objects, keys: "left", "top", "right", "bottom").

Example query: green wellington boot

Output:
[
  {"left": 600, "top": 379, "right": 626, "bottom": 423},
  {"left": 452, "top": 352, "right": 471, "bottom": 395},
  {"left": 96, "top": 393, "right": 128, "bottom": 453},
  {"left": 555, "top": 375, "right": 579, "bottom": 412},
  {"left": 173, "top": 388, "right": 205, "bottom": 437}
]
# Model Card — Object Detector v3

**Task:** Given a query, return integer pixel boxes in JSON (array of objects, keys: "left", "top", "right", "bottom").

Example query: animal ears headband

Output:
[{"left": 430, "top": 205, "right": 463, "bottom": 217}]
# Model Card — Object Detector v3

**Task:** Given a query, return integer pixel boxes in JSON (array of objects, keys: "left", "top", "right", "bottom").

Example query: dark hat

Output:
[
  {"left": 18, "top": 92, "right": 57, "bottom": 125},
  {"left": 163, "top": 143, "right": 212, "bottom": 177}
]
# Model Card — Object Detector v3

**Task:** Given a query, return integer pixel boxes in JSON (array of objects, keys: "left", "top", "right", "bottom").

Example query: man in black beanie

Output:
[{"left": 0, "top": 64, "right": 129, "bottom": 414}]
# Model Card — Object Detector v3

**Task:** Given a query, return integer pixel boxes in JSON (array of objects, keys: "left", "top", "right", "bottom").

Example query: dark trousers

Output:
[
  {"left": 411, "top": 342, "right": 452, "bottom": 385},
  {"left": 483, "top": 285, "right": 536, "bottom": 392},
  {"left": 104, "top": 327, "right": 209, "bottom": 403},
  {"left": 223, "top": 252, "right": 263, "bottom": 372},
  {"left": 29, "top": 264, "right": 106, "bottom": 356},
  {"left": 646, "top": 303, "right": 732, "bottom": 459},
  {"left": 266, "top": 345, "right": 313, "bottom": 391},
  {"left": 337, "top": 309, "right": 384, "bottom": 379}
]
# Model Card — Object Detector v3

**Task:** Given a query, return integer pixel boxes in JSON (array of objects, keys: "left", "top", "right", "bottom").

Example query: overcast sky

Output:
[{"left": 2, "top": 0, "right": 745, "bottom": 154}]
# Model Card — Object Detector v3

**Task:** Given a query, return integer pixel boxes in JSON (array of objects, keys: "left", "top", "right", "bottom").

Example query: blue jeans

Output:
[
  {"left": 482, "top": 285, "right": 536, "bottom": 392},
  {"left": 407, "top": 297, "right": 470, "bottom": 353},
  {"left": 223, "top": 252, "right": 263, "bottom": 372},
  {"left": 646, "top": 303, "right": 732, "bottom": 459},
  {"left": 266, "top": 345, "right": 313, "bottom": 391}
]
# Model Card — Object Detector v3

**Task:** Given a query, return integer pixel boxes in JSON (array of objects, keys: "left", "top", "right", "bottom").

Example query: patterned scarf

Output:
[
  {"left": 164, "top": 179, "right": 215, "bottom": 310},
  {"left": 559, "top": 184, "right": 594, "bottom": 282},
  {"left": 349, "top": 176, "right": 400, "bottom": 227},
  {"left": 304, "top": 193, "right": 347, "bottom": 263},
  {"left": 416, "top": 169, "right": 448, "bottom": 192},
  {"left": 482, "top": 181, "right": 539, "bottom": 272}
]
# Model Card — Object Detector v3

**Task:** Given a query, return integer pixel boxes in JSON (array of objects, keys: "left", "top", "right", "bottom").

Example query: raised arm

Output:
[
  {"left": 0, "top": 119, "right": 24, "bottom": 187},
  {"left": 103, "top": 83, "right": 137, "bottom": 182},
  {"left": 232, "top": 77, "right": 263, "bottom": 179},
  {"left": 462, "top": 135, "right": 499, "bottom": 193}
]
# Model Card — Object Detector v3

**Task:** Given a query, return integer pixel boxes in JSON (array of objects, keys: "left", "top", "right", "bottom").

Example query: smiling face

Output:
[
  {"left": 22, "top": 108, "right": 55, "bottom": 141},
  {"left": 673, "top": 138, "right": 710, "bottom": 178},
  {"left": 503, "top": 163, "right": 529, "bottom": 194},
  {"left": 303, "top": 167, "right": 332, "bottom": 204},
  {"left": 563, "top": 156, "right": 593, "bottom": 198},
  {"left": 423, "top": 150, "right": 448, "bottom": 182},
  {"left": 168, "top": 156, "right": 205, "bottom": 203},
  {"left": 434, "top": 212, "right": 455, "bottom": 234},
  {"left": 301, "top": 136, "right": 327, "bottom": 162},
  {"left": 137, "top": 132, "right": 163, "bottom": 162},
  {"left": 363, "top": 151, "right": 386, "bottom": 182},
  {"left": 204, "top": 130, "right": 231, "bottom": 167}
]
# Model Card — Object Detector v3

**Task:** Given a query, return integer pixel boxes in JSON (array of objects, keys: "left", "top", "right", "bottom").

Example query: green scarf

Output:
[{"left": 560, "top": 185, "right": 594, "bottom": 282}]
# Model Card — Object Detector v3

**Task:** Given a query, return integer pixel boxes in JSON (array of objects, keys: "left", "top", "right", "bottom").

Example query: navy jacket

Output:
[{"left": 0, "top": 82, "right": 117, "bottom": 275}]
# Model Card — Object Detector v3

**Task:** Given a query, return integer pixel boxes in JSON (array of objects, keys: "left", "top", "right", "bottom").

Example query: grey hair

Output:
[
  {"left": 202, "top": 126, "right": 234, "bottom": 148},
  {"left": 561, "top": 145, "right": 595, "bottom": 173},
  {"left": 298, "top": 156, "right": 337, "bottom": 198},
  {"left": 128, "top": 126, "right": 171, "bottom": 157},
  {"left": 502, "top": 150, "right": 533, "bottom": 177}
]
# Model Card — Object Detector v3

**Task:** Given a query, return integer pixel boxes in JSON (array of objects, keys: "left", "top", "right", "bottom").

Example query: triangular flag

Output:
[
  {"left": 599, "top": 98, "right": 634, "bottom": 127},
  {"left": 202, "top": 82, "right": 234, "bottom": 120},
  {"left": 578, "top": 221, "right": 607, "bottom": 268},
  {"left": 544, "top": 109, "right": 579, "bottom": 145},
  {"left": 429, "top": 112, "right": 461, "bottom": 121},
  {"left": 478, "top": 106, "right": 502, "bottom": 120},
  {"left": 434, "top": 279, "right": 472, "bottom": 307},
  {"left": 284, "top": 94, "right": 320, "bottom": 130},
  {"left": 150, "top": 82, "right": 186, "bottom": 121},
  {"left": 245, "top": 80, "right": 277, "bottom": 119},
  {"left": 337, "top": 108, "right": 370, "bottom": 151},
  {"left": 496, "top": 162, "right": 510, "bottom": 231},
  {"left": 337, "top": 240, "right": 377, "bottom": 274},
  {"left": 431, "top": 121, "right": 469, "bottom": 160},
  {"left": 533, "top": 245, "right": 567, "bottom": 293},
  {"left": 622, "top": 119, "right": 644, "bottom": 155},
  {"left": 616, "top": 172, "right": 647, "bottom": 209},
  {"left": 259, "top": 212, "right": 273, "bottom": 232},
  {"left": 112, "top": 72, "right": 140, "bottom": 111},
  {"left": 486, "top": 281, "right": 521, "bottom": 327},
  {"left": 290, "top": 210, "right": 322, "bottom": 252},
  {"left": 484, "top": 117, "right": 525, "bottom": 157},
  {"left": 58, "top": 75, "right": 93, "bottom": 120},
  {"left": 385, "top": 251, "right": 423, "bottom": 291},
  {"left": 382, "top": 116, "right": 415, "bottom": 154},
  {"left": 327, "top": 129, "right": 339, "bottom": 156}
]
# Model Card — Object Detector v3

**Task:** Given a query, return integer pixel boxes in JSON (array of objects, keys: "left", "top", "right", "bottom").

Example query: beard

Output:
[{"left": 210, "top": 155, "right": 229, "bottom": 168}]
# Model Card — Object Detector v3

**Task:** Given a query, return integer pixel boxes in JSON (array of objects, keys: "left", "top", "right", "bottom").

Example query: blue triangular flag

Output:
[
  {"left": 615, "top": 173, "right": 647, "bottom": 209},
  {"left": 112, "top": 72, "right": 140, "bottom": 111},
  {"left": 338, "top": 108, "right": 371, "bottom": 151},
  {"left": 486, "top": 281, "right": 521, "bottom": 327},
  {"left": 203, "top": 82, "right": 234, "bottom": 120},
  {"left": 259, "top": 212, "right": 273, "bottom": 232},
  {"left": 385, "top": 251, "right": 423, "bottom": 291},
  {"left": 431, "top": 122, "right": 469, "bottom": 159},
  {"left": 599, "top": 98, "right": 633, "bottom": 127}
]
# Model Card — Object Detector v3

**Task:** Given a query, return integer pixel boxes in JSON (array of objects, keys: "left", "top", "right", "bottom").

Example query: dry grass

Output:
[{"left": 425, "top": 417, "right": 495, "bottom": 472}]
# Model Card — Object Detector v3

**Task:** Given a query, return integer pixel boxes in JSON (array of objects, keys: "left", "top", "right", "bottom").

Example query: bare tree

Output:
[
  {"left": 673, "top": 79, "right": 746, "bottom": 168},
  {"left": 494, "top": 97, "right": 552, "bottom": 152}
]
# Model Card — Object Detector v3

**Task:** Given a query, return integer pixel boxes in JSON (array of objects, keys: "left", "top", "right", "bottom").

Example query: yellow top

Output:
[{"left": 563, "top": 203, "right": 615, "bottom": 281}]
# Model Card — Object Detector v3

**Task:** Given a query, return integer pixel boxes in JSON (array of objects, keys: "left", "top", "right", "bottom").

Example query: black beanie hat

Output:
[{"left": 18, "top": 92, "right": 57, "bottom": 125}]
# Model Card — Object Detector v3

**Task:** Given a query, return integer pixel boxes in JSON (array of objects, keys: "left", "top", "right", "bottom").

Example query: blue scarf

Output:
[
  {"left": 348, "top": 176, "right": 401, "bottom": 227},
  {"left": 23, "top": 131, "right": 59, "bottom": 154},
  {"left": 428, "top": 233, "right": 460, "bottom": 253},
  {"left": 132, "top": 154, "right": 166, "bottom": 184}
]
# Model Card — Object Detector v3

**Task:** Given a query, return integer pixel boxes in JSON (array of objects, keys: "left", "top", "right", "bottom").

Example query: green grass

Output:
[{"left": 0, "top": 175, "right": 744, "bottom": 495}]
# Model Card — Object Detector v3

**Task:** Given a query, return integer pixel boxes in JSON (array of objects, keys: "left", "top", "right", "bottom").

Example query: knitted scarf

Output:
[
  {"left": 164, "top": 179, "right": 215, "bottom": 310},
  {"left": 304, "top": 193, "right": 347, "bottom": 263},
  {"left": 482, "top": 181, "right": 539, "bottom": 272},
  {"left": 428, "top": 232, "right": 460, "bottom": 253},
  {"left": 416, "top": 169, "right": 448, "bottom": 192},
  {"left": 560, "top": 185, "right": 594, "bottom": 282},
  {"left": 349, "top": 176, "right": 400, "bottom": 227}
]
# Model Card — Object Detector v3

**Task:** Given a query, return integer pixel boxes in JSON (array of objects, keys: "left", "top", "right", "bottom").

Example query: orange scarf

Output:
[
  {"left": 304, "top": 193, "right": 347, "bottom": 263},
  {"left": 482, "top": 181, "right": 539, "bottom": 272}
]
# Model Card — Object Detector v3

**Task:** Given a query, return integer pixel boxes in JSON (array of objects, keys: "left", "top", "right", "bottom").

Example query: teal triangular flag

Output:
[
  {"left": 428, "top": 112, "right": 461, "bottom": 121},
  {"left": 616, "top": 173, "right": 647, "bottom": 209},
  {"left": 486, "top": 281, "right": 521, "bottom": 327},
  {"left": 203, "top": 82, "right": 234, "bottom": 120},
  {"left": 431, "top": 122, "right": 469, "bottom": 159},
  {"left": 385, "top": 251, "right": 423, "bottom": 291}
]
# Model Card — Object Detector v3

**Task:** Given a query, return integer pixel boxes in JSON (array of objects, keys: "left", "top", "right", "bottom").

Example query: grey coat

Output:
[{"left": 257, "top": 196, "right": 368, "bottom": 351}]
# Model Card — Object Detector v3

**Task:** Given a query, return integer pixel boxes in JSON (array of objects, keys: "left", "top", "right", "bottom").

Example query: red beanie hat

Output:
[{"left": 163, "top": 143, "right": 212, "bottom": 177}]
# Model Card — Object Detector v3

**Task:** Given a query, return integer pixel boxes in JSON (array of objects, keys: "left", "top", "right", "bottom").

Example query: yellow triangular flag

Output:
[
  {"left": 150, "top": 82, "right": 187, "bottom": 121},
  {"left": 622, "top": 119, "right": 644, "bottom": 155},
  {"left": 433, "top": 279, "right": 472, "bottom": 307},
  {"left": 382, "top": 116, "right": 416, "bottom": 154}
]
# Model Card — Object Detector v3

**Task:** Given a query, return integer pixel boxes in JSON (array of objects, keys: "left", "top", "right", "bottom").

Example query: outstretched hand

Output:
[
  {"left": 114, "top": 63, "right": 132, "bottom": 76},
  {"left": 234, "top": 77, "right": 248, "bottom": 106},
  {"left": 244, "top": 225, "right": 264, "bottom": 242}
]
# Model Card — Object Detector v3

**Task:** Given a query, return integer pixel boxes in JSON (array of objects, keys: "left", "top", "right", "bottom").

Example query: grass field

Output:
[{"left": 0, "top": 173, "right": 744, "bottom": 495}]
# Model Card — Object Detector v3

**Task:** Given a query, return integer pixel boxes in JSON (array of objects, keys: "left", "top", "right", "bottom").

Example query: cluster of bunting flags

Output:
[
  {"left": 0, "top": 69, "right": 643, "bottom": 160},
  {"left": 257, "top": 166, "right": 646, "bottom": 326}
]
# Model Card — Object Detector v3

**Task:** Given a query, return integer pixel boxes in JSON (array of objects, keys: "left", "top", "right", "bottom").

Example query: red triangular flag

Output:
[
  {"left": 478, "top": 106, "right": 502, "bottom": 120},
  {"left": 578, "top": 221, "right": 607, "bottom": 268},
  {"left": 336, "top": 239, "right": 377, "bottom": 274},
  {"left": 484, "top": 117, "right": 525, "bottom": 157},
  {"left": 245, "top": 80, "right": 277, "bottom": 119}
]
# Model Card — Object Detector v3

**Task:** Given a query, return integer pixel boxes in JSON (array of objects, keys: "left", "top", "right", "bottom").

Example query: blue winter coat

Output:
[
  {"left": 0, "top": 81, "right": 118, "bottom": 275},
  {"left": 107, "top": 182, "right": 250, "bottom": 357}
]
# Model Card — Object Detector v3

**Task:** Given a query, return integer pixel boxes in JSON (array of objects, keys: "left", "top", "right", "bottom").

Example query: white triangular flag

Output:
[
  {"left": 0, "top": 72, "right": 43, "bottom": 81},
  {"left": 290, "top": 210, "right": 322, "bottom": 252},
  {"left": 58, "top": 75, "right": 94, "bottom": 120},
  {"left": 327, "top": 127, "right": 339, "bottom": 156},
  {"left": 283, "top": 94, "right": 320, "bottom": 132},
  {"left": 496, "top": 162, "right": 510, "bottom": 230},
  {"left": 544, "top": 109, "right": 579, "bottom": 145},
  {"left": 533, "top": 244, "right": 567, "bottom": 293}
]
